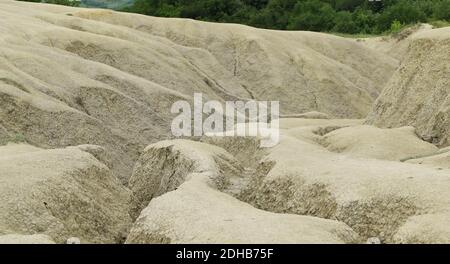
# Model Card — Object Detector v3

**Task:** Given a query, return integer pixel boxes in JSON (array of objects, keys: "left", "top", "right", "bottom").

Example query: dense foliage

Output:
[{"left": 123, "top": 0, "right": 450, "bottom": 34}]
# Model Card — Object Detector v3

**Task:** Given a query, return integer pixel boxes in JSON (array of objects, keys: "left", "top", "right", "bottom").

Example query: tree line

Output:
[
  {"left": 20, "top": 0, "right": 450, "bottom": 34},
  {"left": 123, "top": 0, "right": 450, "bottom": 34}
]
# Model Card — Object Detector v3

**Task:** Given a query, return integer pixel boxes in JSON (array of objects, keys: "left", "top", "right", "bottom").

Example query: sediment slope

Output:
[
  {"left": 238, "top": 119, "right": 450, "bottom": 243},
  {"left": 126, "top": 119, "right": 450, "bottom": 244},
  {"left": 0, "top": 234, "right": 56, "bottom": 244},
  {"left": 0, "top": 143, "right": 131, "bottom": 243},
  {"left": 126, "top": 140, "right": 359, "bottom": 244},
  {"left": 366, "top": 27, "right": 450, "bottom": 147},
  {"left": 1, "top": 1, "right": 449, "bottom": 245},
  {"left": 0, "top": 1, "right": 396, "bottom": 180}
]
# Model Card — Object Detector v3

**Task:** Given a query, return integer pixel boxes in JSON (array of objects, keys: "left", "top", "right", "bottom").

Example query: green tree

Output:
[
  {"left": 335, "top": 0, "right": 365, "bottom": 11},
  {"left": 352, "top": 7, "right": 377, "bottom": 34},
  {"left": 123, "top": 0, "right": 450, "bottom": 34},
  {"left": 333, "top": 11, "right": 358, "bottom": 33},
  {"left": 249, "top": 0, "right": 297, "bottom": 29},
  {"left": 377, "top": 0, "right": 426, "bottom": 32},
  {"left": 434, "top": 0, "right": 450, "bottom": 20},
  {"left": 288, "top": 0, "right": 336, "bottom": 31}
]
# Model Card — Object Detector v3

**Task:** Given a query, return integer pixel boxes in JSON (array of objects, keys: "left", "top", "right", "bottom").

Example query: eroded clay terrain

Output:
[{"left": 0, "top": 1, "right": 449, "bottom": 244}]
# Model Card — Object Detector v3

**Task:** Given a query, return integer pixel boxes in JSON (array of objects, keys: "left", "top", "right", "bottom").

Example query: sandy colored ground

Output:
[
  {"left": 0, "top": 0, "right": 399, "bottom": 181},
  {"left": 366, "top": 27, "right": 450, "bottom": 147},
  {"left": 127, "top": 120, "right": 450, "bottom": 244},
  {"left": 0, "top": 234, "right": 55, "bottom": 244},
  {"left": 0, "top": 143, "right": 131, "bottom": 243},
  {"left": 126, "top": 139, "right": 358, "bottom": 244},
  {"left": 0, "top": 1, "right": 449, "bottom": 244}
]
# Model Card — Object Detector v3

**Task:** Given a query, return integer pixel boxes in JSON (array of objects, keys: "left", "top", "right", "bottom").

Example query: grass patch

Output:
[
  {"left": 331, "top": 32, "right": 384, "bottom": 39},
  {"left": 10, "top": 133, "right": 27, "bottom": 143},
  {"left": 331, "top": 22, "right": 420, "bottom": 40},
  {"left": 429, "top": 20, "right": 450, "bottom": 28}
]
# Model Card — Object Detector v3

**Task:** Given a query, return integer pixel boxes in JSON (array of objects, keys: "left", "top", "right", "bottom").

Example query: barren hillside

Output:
[
  {"left": 366, "top": 27, "right": 450, "bottom": 147},
  {"left": 0, "top": 0, "right": 399, "bottom": 182},
  {"left": 1, "top": 0, "right": 450, "bottom": 244}
]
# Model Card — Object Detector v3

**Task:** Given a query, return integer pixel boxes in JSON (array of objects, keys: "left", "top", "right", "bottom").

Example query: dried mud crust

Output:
[
  {"left": 129, "top": 136, "right": 423, "bottom": 243},
  {"left": 367, "top": 33, "right": 450, "bottom": 148},
  {"left": 126, "top": 139, "right": 360, "bottom": 244},
  {"left": 239, "top": 161, "right": 421, "bottom": 243},
  {"left": 128, "top": 140, "right": 245, "bottom": 220},
  {"left": 0, "top": 145, "right": 132, "bottom": 244}
]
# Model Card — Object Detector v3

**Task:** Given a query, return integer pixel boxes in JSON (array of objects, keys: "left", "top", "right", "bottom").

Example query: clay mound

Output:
[
  {"left": 71, "top": 8, "right": 397, "bottom": 118},
  {"left": 366, "top": 27, "right": 450, "bottom": 147},
  {"left": 126, "top": 176, "right": 358, "bottom": 244},
  {"left": 406, "top": 147, "right": 450, "bottom": 170},
  {"left": 0, "top": 144, "right": 131, "bottom": 243},
  {"left": 0, "top": 1, "right": 396, "bottom": 181},
  {"left": 126, "top": 140, "right": 358, "bottom": 244},
  {"left": 281, "top": 111, "right": 330, "bottom": 119},
  {"left": 0, "top": 234, "right": 56, "bottom": 244},
  {"left": 239, "top": 119, "right": 450, "bottom": 243},
  {"left": 359, "top": 24, "right": 434, "bottom": 61},
  {"left": 127, "top": 122, "right": 450, "bottom": 244},
  {"left": 128, "top": 139, "right": 244, "bottom": 219},
  {"left": 394, "top": 213, "right": 450, "bottom": 244},
  {"left": 319, "top": 125, "right": 438, "bottom": 161}
]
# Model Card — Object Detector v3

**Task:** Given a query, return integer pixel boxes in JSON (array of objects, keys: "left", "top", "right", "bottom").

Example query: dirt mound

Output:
[
  {"left": 359, "top": 24, "right": 433, "bottom": 61},
  {"left": 393, "top": 213, "right": 450, "bottom": 244},
  {"left": 0, "top": 1, "right": 397, "bottom": 181},
  {"left": 238, "top": 119, "right": 450, "bottom": 243},
  {"left": 281, "top": 111, "right": 330, "bottom": 119},
  {"left": 366, "top": 27, "right": 450, "bottom": 147},
  {"left": 71, "top": 8, "right": 397, "bottom": 118},
  {"left": 126, "top": 139, "right": 359, "bottom": 244},
  {"left": 126, "top": 175, "right": 359, "bottom": 244},
  {"left": 128, "top": 139, "right": 244, "bottom": 219},
  {"left": 319, "top": 125, "right": 438, "bottom": 161},
  {"left": 406, "top": 147, "right": 450, "bottom": 170},
  {"left": 128, "top": 127, "right": 450, "bottom": 244},
  {"left": 0, "top": 143, "right": 131, "bottom": 243},
  {"left": 1, "top": 1, "right": 449, "bottom": 244},
  {"left": 0, "top": 234, "right": 56, "bottom": 244}
]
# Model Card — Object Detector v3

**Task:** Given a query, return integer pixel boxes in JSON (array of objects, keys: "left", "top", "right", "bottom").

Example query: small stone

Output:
[
  {"left": 67, "top": 237, "right": 81, "bottom": 244},
  {"left": 366, "top": 237, "right": 381, "bottom": 244}
]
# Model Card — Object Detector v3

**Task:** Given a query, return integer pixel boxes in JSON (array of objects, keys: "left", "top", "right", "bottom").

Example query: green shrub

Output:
[
  {"left": 429, "top": 20, "right": 450, "bottom": 28},
  {"left": 434, "top": 0, "right": 450, "bottom": 20},
  {"left": 10, "top": 133, "right": 26, "bottom": 144},
  {"left": 390, "top": 20, "right": 403, "bottom": 33},
  {"left": 19, "top": 0, "right": 448, "bottom": 35}
]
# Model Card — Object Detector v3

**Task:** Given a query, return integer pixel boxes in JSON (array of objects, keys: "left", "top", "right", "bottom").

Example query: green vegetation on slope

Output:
[
  {"left": 123, "top": 0, "right": 450, "bottom": 34},
  {"left": 17, "top": 0, "right": 450, "bottom": 34}
]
